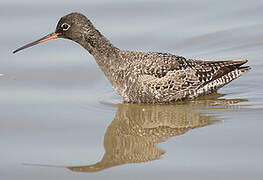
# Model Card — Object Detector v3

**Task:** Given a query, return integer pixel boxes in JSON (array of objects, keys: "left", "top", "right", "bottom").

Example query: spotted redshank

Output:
[{"left": 13, "top": 12, "right": 251, "bottom": 103}]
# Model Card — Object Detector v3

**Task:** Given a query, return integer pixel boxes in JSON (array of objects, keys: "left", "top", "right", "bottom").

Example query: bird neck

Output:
[
  {"left": 74, "top": 25, "right": 123, "bottom": 93},
  {"left": 76, "top": 26, "right": 120, "bottom": 69}
]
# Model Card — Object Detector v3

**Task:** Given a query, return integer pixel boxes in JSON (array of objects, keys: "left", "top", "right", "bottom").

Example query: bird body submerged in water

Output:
[{"left": 13, "top": 12, "right": 251, "bottom": 103}]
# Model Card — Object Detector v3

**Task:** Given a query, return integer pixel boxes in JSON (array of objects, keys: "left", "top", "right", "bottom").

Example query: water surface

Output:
[{"left": 1, "top": 0, "right": 263, "bottom": 179}]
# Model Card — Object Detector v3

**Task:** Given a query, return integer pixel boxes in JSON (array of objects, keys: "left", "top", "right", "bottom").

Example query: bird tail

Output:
[
  {"left": 217, "top": 59, "right": 251, "bottom": 81},
  {"left": 196, "top": 59, "right": 251, "bottom": 95}
]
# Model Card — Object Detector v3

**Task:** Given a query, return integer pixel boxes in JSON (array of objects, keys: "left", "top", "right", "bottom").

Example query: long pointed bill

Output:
[{"left": 13, "top": 32, "right": 59, "bottom": 53}]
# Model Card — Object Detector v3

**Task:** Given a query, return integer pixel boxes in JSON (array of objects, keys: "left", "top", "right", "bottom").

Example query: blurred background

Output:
[{"left": 1, "top": 0, "right": 263, "bottom": 179}]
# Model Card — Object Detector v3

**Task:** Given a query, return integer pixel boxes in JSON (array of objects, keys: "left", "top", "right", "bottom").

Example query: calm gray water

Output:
[{"left": 1, "top": 0, "right": 263, "bottom": 179}]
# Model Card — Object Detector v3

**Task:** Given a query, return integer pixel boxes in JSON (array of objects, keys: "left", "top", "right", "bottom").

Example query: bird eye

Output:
[{"left": 61, "top": 23, "right": 70, "bottom": 31}]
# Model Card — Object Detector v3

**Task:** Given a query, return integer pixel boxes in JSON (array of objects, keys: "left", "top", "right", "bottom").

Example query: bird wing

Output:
[
  {"left": 136, "top": 52, "right": 248, "bottom": 101},
  {"left": 136, "top": 53, "right": 200, "bottom": 101}
]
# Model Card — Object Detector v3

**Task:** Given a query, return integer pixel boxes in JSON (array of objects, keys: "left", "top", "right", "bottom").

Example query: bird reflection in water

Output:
[{"left": 67, "top": 93, "right": 246, "bottom": 173}]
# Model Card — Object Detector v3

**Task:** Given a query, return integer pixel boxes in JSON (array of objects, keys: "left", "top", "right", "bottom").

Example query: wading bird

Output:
[{"left": 13, "top": 12, "right": 250, "bottom": 103}]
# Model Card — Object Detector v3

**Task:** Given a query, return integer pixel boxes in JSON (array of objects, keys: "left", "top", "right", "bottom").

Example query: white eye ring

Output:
[{"left": 61, "top": 23, "right": 70, "bottom": 31}]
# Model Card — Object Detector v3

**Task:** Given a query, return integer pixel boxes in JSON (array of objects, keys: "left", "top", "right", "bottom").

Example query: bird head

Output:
[{"left": 13, "top": 12, "right": 92, "bottom": 53}]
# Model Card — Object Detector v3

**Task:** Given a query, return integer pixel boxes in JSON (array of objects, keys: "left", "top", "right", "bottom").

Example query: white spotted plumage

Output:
[{"left": 15, "top": 12, "right": 250, "bottom": 103}]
